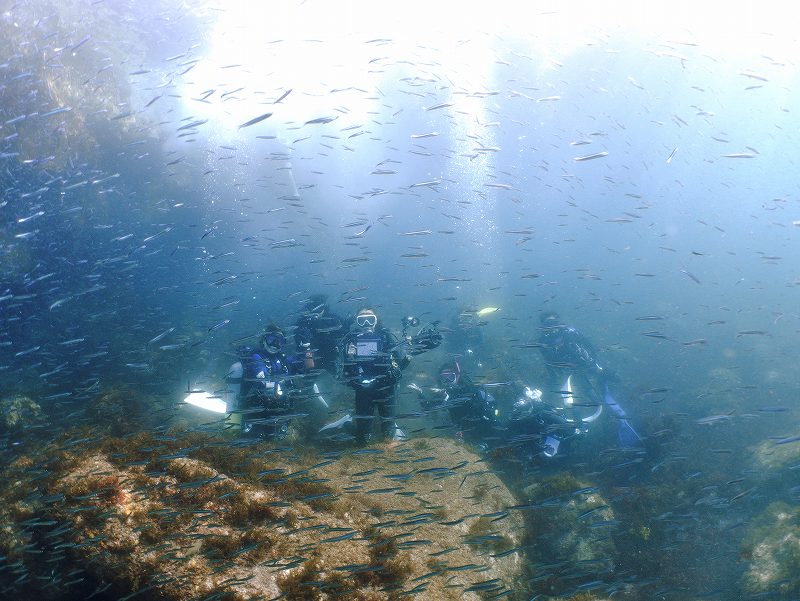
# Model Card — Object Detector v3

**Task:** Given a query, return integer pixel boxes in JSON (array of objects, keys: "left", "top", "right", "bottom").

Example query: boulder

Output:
[{"left": 0, "top": 432, "right": 525, "bottom": 600}]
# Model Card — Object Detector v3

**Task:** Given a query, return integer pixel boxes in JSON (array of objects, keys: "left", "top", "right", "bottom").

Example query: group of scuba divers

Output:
[{"left": 211, "top": 295, "right": 643, "bottom": 462}]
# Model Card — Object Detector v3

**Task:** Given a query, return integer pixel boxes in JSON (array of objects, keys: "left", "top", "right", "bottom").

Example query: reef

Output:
[
  {"left": 0, "top": 429, "right": 527, "bottom": 600},
  {"left": 739, "top": 502, "right": 800, "bottom": 598},
  {"left": 750, "top": 435, "right": 800, "bottom": 472},
  {"left": 84, "top": 386, "right": 161, "bottom": 437},
  {"left": 518, "top": 473, "right": 617, "bottom": 590},
  {"left": 695, "top": 367, "right": 748, "bottom": 414},
  {"left": 0, "top": 395, "right": 43, "bottom": 434}
]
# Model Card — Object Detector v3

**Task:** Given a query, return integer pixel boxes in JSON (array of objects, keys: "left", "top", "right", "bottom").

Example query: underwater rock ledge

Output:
[{"left": 0, "top": 430, "right": 526, "bottom": 600}]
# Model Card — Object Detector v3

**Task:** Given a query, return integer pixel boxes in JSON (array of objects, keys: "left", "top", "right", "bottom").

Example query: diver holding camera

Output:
[{"left": 331, "top": 309, "right": 442, "bottom": 444}]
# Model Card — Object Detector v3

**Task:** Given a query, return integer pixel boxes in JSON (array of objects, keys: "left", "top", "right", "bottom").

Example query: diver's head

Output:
[
  {"left": 305, "top": 293, "right": 328, "bottom": 318},
  {"left": 438, "top": 361, "right": 461, "bottom": 389},
  {"left": 540, "top": 310, "right": 561, "bottom": 327},
  {"left": 355, "top": 308, "right": 378, "bottom": 332},
  {"left": 261, "top": 324, "right": 286, "bottom": 354}
]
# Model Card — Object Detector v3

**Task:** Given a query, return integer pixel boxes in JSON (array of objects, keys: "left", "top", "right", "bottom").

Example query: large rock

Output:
[
  {"left": 521, "top": 472, "right": 617, "bottom": 573},
  {"left": 695, "top": 367, "right": 748, "bottom": 414},
  {"left": 84, "top": 386, "right": 156, "bottom": 436},
  {"left": 750, "top": 435, "right": 800, "bottom": 472},
  {"left": 0, "top": 432, "right": 525, "bottom": 600},
  {"left": 0, "top": 395, "right": 42, "bottom": 434},
  {"left": 739, "top": 502, "right": 800, "bottom": 598}
]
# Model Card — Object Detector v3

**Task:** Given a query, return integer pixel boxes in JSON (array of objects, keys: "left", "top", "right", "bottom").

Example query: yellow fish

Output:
[{"left": 477, "top": 306, "right": 500, "bottom": 317}]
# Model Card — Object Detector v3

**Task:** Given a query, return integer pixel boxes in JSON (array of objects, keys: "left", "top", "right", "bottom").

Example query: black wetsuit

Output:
[
  {"left": 538, "top": 323, "right": 642, "bottom": 447},
  {"left": 539, "top": 324, "right": 605, "bottom": 408},
  {"left": 424, "top": 378, "right": 501, "bottom": 450},
  {"left": 294, "top": 308, "right": 346, "bottom": 375},
  {"left": 235, "top": 347, "right": 307, "bottom": 438},
  {"left": 340, "top": 327, "right": 409, "bottom": 444},
  {"left": 506, "top": 401, "right": 576, "bottom": 460}
]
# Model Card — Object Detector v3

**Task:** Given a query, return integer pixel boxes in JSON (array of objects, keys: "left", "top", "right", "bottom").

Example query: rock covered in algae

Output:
[
  {"left": 694, "top": 367, "right": 747, "bottom": 414},
  {"left": 84, "top": 386, "right": 159, "bottom": 436},
  {"left": 521, "top": 472, "right": 616, "bottom": 570},
  {"left": 750, "top": 434, "right": 800, "bottom": 472},
  {"left": 0, "top": 432, "right": 525, "bottom": 599},
  {"left": 739, "top": 501, "right": 800, "bottom": 598},
  {"left": 0, "top": 395, "right": 43, "bottom": 434}
]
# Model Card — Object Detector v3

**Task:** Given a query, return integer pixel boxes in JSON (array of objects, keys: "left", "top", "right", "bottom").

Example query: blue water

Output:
[{"left": 1, "top": 2, "right": 799, "bottom": 599}]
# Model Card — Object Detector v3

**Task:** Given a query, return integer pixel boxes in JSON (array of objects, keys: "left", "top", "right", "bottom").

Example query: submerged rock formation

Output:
[
  {"left": 0, "top": 431, "right": 526, "bottom": 599},
  {"left": 751, "top": 435, "right": 800, "bottom": 472},
  {"left": 0, "top": 395, "right": 43, "bottom": 434},
  {"left": 740, "top": 502, "right": 800, "bottom": 599},
  {"left": 519, "top": 472, "right": 617, "bottom": 590}
]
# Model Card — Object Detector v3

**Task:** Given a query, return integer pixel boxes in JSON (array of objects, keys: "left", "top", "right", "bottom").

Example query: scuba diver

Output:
[
  {"left": 413, "top": 363, "right": 576, "bottom": 459},
  {"left": 414, "top": 361, "right": 503, "bottom": 452},
  {"left": 445, "top": 307, "right": 486, "bottom": 372},
  {"left": 293, "top": 293, "right": 346, "bottom": 376},
  {"left": 506, "top": 385, "right": 583, "bottom": 461},
  {"left": 337, "top": 307, "right": 441, "bottom": 445},
  {"left": 225, "top": 324, "right": 314, "bottom": 439},
  {"left": 537, "top": 311, "right": 642, "bottom": 448}
]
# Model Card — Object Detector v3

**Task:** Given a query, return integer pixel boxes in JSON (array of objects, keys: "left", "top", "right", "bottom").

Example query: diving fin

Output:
[
  {"left": 313, "top": 382, "right": 329, "bottom": 408},
  {"left": 319, "top": 414, "right": 353, "bottom": 433},
  {"left": 603, "top": 382, "right": 643, "bottom": 447},
  {"left": 602, "top": 382, "right": 628, "bottom": 418},
  {"left": 617, "top": 418, "right": 643, "bottom": 447}
]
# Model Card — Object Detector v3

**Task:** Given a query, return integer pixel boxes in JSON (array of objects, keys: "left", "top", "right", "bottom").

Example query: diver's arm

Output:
[
  {"left": 476, "top": 388, "right": 497, "bottom": 422},
  {"left": 409, "top": 383, "right": 441, "bottom": 412},
  {"left": 338, "top": 334, "right": 358, "bottom": 381},
  {"left": 570, "top": 329, "right": 603, "bottom": 373},
  {"left": 387, "top": 331, "right": 411, "bottom": 370},
  {"left": 303, "top": 349, "right": 315, "bottom": 371},
  {"left": 294, "top": 320, "right": 313, "bottom": 350},
  {"left": 538, "top": 331, "right": 561, "bottom": 383},
  {"left": 284, "top": 349, "right": 314, "bottom": 374}
]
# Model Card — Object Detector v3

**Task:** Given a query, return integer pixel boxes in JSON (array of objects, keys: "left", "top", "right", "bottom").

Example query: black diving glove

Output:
[{"left": 410, "top": 322, "right": 442, "bottom": 354}]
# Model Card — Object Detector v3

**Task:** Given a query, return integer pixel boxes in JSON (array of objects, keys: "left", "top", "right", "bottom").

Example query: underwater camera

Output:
[{"left": 405, "top": 318, "right": 442, "bottom": 353}]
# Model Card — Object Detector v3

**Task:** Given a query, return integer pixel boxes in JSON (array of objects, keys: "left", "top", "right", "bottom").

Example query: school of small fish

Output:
[{"left": 0, "top": 2, "right": 798, "bottom": 601}]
